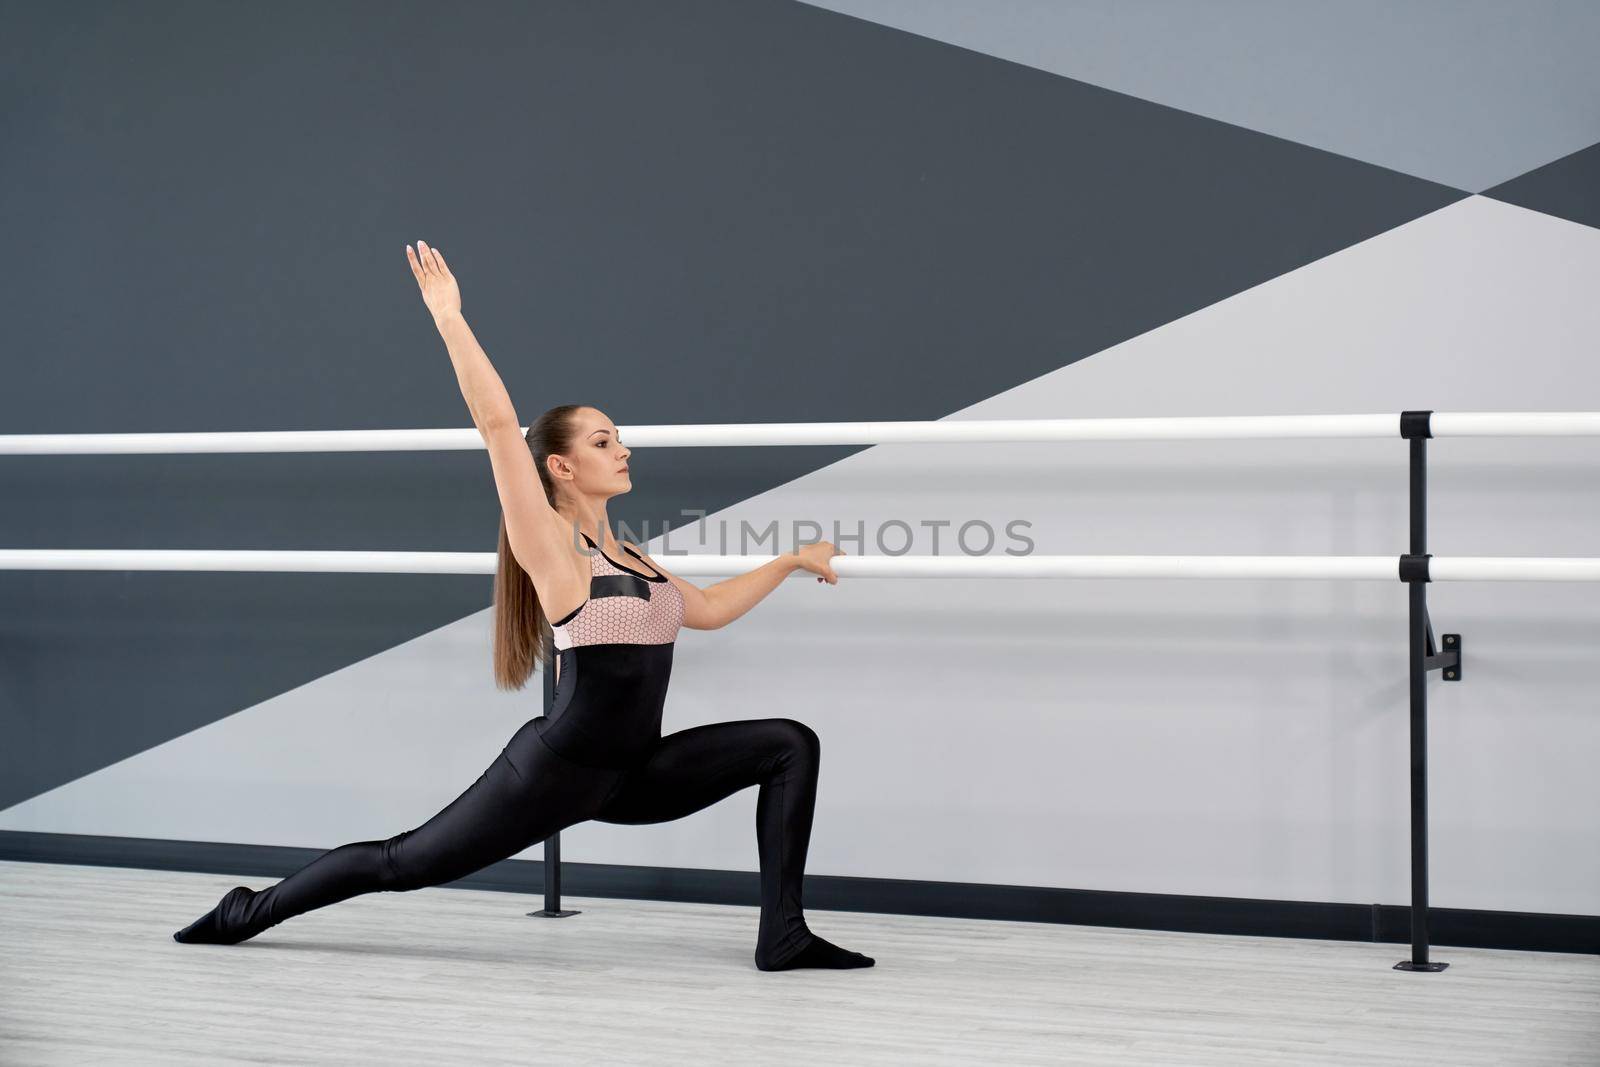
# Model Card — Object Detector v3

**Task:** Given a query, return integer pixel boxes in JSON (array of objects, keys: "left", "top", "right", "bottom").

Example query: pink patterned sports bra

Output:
[{"left": 549, "top": 533, "right": 685, "bottom": 650}]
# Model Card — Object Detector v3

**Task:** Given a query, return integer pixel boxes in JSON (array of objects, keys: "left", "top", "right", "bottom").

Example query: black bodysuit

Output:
[{"left": 174, "top": 532, "right": 822, "bottom": 969}]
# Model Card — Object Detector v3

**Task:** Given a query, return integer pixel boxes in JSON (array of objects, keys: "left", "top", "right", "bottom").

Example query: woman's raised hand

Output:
[
  {"left": 406, "top": 239, "right": 461, "bottom": 321},
  {"left": 792, "top": 541, "right": 843, "bottom": 584}
]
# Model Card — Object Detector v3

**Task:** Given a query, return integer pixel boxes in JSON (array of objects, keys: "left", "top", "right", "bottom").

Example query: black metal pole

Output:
[
  {"left": 530, "top": 642, "right": 579, "bottom": 917},
  {"left": 1396, "top": 414, "right": 1447, "bottom": 971}
]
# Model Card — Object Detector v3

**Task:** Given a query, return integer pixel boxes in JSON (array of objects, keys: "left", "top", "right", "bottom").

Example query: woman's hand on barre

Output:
[{"left": 791, "top": 541, "right": 843, "bottom": 584}]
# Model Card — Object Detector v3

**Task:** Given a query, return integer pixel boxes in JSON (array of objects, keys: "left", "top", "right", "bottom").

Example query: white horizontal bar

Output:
[
  {"left": 0, "top": 428, "right": 489, "bottom": 455},
  {"left": 0, "top": 549, "right": 499, "bottom": 574},
  {"left": 1430, "top": 412, "right": 1600, "bottom": 437},
  {"left": 4, "top": 413, "right": 1599, "bottom": 455},
  {"left": 612, "top": 415, "right": 1409, "bottom": 445},
  {"left": 1429, "top": 557, "right": 1600, "bottom": 581},
  {"left": 5, "top": 550, "right": 1599, "bottom": 581}
]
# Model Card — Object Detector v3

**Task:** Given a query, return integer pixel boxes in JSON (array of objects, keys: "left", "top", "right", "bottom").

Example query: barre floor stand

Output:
[
  {"left": 1396, "top": 410, "right": 1459, "bottom": 972},
  {"left": 528, "top": 654, "right": 580, "bottom": 919}
]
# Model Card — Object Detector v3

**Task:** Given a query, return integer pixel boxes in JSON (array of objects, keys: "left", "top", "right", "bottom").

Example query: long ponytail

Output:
[{"left": 491, "top": 403, "right": 582, "bottom": 690}]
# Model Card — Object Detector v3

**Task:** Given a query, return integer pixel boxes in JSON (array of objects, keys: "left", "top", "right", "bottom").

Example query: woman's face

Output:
[{"left": 558, "top": 407, "right": 632, "bottom": 499}]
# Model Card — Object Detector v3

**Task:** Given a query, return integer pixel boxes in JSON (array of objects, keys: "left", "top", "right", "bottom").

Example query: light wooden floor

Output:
[{"left": 1, "top": 861, "right": 1595, "bottom": 1065}]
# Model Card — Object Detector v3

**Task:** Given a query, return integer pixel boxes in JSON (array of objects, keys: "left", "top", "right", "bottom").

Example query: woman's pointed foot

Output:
[
  {"left": 173, "top": 886, "right": 261, "bottom": 945},
  {"left": 756, "top": 932, "right": 875, "bottom": 971}
]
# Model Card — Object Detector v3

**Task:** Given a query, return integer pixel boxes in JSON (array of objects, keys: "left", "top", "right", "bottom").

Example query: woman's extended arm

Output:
[
  {"left": 406, "top": 240, "right": 568, "bottom": 578},
  {"left": 436, "top": 312, "right": 517, "bottom": 429},
  {"left": 407, "top": 240, "right": 517, "bottom": 430},
  {"left": 626, "top": 540, "right": 842, "bottom": 631}
]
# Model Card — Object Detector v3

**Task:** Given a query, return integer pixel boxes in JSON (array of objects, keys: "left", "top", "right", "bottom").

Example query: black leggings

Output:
[{"left": 229, "top": 715, "right": 822, "bottom": 968}]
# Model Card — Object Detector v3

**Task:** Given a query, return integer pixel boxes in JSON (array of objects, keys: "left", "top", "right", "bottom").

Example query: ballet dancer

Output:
[{"left": 173, "top": 240, "right": 874, "bottom": 971}]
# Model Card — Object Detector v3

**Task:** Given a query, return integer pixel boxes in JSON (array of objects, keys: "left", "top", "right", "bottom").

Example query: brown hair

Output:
[{"left": 491, "top": 403, "right": 583, "bottom": 690}]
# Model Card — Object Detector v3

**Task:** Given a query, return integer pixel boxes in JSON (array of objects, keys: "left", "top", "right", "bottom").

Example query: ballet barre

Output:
[
  {"left": 5, "top": 549, "right": 1599, "bottom": 583},
  {"left": 5, "top": 410, "right": 1600, "bottom": 454},
  {"left": 5, "top": 409, "right": 1598, "bottom": 971}
]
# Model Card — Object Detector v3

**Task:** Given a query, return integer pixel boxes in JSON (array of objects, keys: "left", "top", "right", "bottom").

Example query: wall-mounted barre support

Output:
[
  {"left": 529, "top": 634, "right": 579, "bottom": 913},
  {"left": 1398, "top": 410, "right": 1450, "bottom": 972},
  {"left": 528, "top": 638, "right": 587, "bottom": 922}
]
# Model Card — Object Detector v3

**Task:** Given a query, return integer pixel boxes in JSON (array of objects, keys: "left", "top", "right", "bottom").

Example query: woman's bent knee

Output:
[{"left": 776, "top": 718, "right": 820, "bottom": 763}]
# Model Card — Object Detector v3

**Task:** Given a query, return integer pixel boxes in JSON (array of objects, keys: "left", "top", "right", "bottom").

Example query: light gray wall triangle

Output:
[
  {"left": 798, "top": 0, "right": 1600, "bottom": 191},
  {"left": 9, "top": 197, "right": 1597, "bottom": 916}
]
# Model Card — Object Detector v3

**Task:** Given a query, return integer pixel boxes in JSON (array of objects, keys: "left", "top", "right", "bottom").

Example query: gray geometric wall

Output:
[{"left": 3, "top": 1, "right": 1596, "bottom": 919}]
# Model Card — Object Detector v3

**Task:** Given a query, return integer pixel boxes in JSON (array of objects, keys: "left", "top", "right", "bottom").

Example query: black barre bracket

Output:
[
  {"left": 1400, "top": 410, "right": 1433, "bottom": 439},
  {"left": 1398, "top": 552, "right": 1463, "bottom": 682},
  {"left": 1431, "top": 634, "right": 1463, "bottom": 682}
]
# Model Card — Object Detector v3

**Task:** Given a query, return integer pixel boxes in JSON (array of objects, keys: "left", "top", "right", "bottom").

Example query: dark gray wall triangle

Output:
[{"left": 1483, "top": 141, "right": 1600, "bottom": 231}]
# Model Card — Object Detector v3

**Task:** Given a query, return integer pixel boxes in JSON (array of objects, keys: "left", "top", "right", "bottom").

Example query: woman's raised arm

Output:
[
  {"left": 407, "top": 240, "right": 567, "bottom": 572},
  {"left": 407, "top": 240, "right": 516, "bottom": 428}
]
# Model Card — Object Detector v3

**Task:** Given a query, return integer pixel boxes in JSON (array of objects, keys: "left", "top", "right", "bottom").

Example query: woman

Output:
[{"left": 172, "top": 241, "right": 872, "bottom": 971}]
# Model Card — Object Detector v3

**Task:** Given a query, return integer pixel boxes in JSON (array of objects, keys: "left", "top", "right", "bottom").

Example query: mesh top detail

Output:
[{"left": 550, "top": 536, "right": 684, "bottom": 650}]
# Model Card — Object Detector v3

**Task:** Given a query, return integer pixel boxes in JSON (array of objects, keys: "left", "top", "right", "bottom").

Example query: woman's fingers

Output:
[
  {"left": 406, "top": 244, "right": 424, "bottom": 286},
  {"left": 409, "top": 240, "right": 451, "bottom": 275},
  {"left": 410, "top": 243, "right": 431, "bottom": 284}
]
